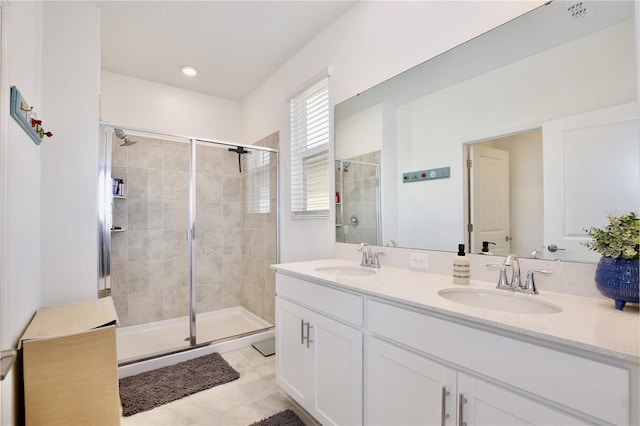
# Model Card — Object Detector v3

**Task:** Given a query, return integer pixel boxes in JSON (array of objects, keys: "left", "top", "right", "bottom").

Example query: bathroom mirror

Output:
[{"left": 334, "top": 1, "right": 638, "bottom": 263}]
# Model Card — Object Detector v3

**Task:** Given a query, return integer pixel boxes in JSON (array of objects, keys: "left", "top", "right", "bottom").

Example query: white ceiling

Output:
[{"left": 99, "top": 1, "right": 356, "bottom": 102}]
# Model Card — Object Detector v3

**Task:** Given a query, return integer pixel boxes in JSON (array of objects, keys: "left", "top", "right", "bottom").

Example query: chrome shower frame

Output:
[{"left": 98, "top": 122, "right": 280, "bottom": 354}]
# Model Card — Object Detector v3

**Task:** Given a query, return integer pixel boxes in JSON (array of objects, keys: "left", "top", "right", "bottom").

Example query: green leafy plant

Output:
[{"left": 583, "top": 212, "right": 640, "bottom": 259}]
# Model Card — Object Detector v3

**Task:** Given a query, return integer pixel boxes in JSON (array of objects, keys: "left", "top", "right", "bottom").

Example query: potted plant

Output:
[{"left": 584, "top": 212, "right": 639, "bottom": 310}]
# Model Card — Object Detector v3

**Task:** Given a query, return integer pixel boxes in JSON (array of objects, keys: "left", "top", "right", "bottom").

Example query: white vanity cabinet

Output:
[
  {"left": 275, "top": 273, "right": 363, "bottom": 426},
  {"left": 367, "top": 299, "right": 630, "bottom": 425},
  {"left": 367, "top": 336, "right": 583, "bottom": 425},
  {"left": 273, "top": 263, "right": 636, "bottom": 426}
]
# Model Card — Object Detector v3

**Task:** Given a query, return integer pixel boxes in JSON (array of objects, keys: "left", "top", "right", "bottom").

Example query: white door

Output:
[
  {"left": 366, "top": 336, "right": 457, "bottom": 426},
  {"left": 542, "top": 103, "right": 639, "bottom": 262},
  {"left": 470, "top": 145, "right": 511, "bottom": 255},
  {"left": 457, "top": 373, "right": 584, "bottom": 425},
  {"left": 275, "top": 297, "right": 312, "bottom": 406},
  {"left": 313, "top": 310, "right": 362, "bottom": 426}
]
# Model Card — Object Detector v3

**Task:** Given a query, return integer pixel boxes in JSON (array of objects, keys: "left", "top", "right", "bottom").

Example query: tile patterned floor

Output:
[{"left": 120, "top": 346, "right": 318, "bottom": 426}]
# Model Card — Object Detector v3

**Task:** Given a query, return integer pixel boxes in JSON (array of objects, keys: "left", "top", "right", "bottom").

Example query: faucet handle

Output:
[
  {"left": 487, "top": 264, "right": 512, "bottom": 289},
  {"left": 371, "top": 252, "right": 384, "bottom": 268},
  {"left": 523, "top": 269, "right": 552, "bottom": 294}
]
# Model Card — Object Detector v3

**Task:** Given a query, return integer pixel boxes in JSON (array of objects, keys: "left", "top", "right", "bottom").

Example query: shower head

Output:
[
  {"left": 114, "top": 128, "right": 127, "bottom": 140},
  {"left": 114, "top": 128, "right": 138, "bottom": 146},
  {"left": 338, "top": 162, "right": 350, "bottom": 172}
]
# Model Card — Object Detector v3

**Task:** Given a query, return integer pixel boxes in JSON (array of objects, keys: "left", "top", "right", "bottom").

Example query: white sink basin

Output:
[
  {"left": 438, "top": 288, "right": 562, "bottom": 315},
  {"left": 314, "top": 266, "right": 375, "bottom": 276}
]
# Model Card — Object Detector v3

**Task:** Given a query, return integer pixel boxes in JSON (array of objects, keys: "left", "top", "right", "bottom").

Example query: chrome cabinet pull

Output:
[
  {"left": 441, "top": 386, "right": 450, "bottom": 426},
  {"left": 458, "top": 393, "right": 468, "bottom": 426},
  {"left": 300, "top": 319, "right": 305, "bottom": 345},
  {"left": 306, "top": 322, "right": 312, "bottom": 348}
]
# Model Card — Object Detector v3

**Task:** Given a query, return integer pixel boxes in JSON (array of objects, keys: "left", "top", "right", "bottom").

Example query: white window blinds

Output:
[{"left": 290, "top": 77, "right": 330, "bottom": 218}]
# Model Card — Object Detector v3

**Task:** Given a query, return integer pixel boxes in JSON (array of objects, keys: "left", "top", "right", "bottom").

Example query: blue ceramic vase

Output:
[{"left": 594, "top": 257, "right": 639, "bottom": 310}]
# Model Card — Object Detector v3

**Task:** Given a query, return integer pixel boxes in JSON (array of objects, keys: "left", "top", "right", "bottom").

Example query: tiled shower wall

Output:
[
  {"left": 336, "top": 150, "right": 380, "bottom": 245},
  {"left": 241, "top": 132, "right": 278, "bottom": 324},
  {"left": 110, "top": 132, "right": 278, "bottom": 327}
]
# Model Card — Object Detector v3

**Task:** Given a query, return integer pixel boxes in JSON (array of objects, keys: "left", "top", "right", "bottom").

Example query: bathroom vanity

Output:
[{"left": 272, "top": 259, "right": 639, "bottom": 426}]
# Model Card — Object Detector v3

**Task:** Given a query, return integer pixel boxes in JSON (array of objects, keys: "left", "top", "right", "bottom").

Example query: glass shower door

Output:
[
  {"left": 108, "top": 130, "right": 194, "bottom": 361},
  {"left": 192, "top": 139, "right": 278, "bottom": 343}
]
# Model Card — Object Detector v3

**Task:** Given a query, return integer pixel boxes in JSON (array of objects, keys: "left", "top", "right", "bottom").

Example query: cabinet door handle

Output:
[
  {"left": 458, "top": 393, "right": 467, "bottom": 426},
  {"left": 306, "top": 322, "right": 312, "bottom": 348},
  {"left": 300, "top": 319, "right": 305, "bottom": 345},
  {"left": 441, "top": 386, "right": 450, "bottom": 426}
]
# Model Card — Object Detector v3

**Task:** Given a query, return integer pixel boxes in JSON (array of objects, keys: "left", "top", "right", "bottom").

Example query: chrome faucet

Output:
[
  {"left": 493, "top": 253, "right": 522, "bottom": 291},
  {"left": 357, "top": 243, "right": 382, "bottom": 268},
  {"left": 490, "top": 253, "right": 551, "bottom": 294}
]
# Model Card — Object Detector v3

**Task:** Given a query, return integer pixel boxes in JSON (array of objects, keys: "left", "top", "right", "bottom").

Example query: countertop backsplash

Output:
[{"left": 334, "top": 242, "right": 605, "bottom": 300}]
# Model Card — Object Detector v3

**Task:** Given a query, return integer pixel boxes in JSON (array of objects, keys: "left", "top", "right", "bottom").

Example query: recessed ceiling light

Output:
[{"left": 181, "top": 65, "right": 198, "bottom": 77}]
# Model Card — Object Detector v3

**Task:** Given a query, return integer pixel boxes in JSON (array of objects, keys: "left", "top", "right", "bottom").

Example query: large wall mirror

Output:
[{"left": 334, "top": 1, "right": 638, "bottom": 263}]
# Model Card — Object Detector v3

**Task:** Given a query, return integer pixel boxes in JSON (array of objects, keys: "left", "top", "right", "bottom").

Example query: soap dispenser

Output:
[
  {"left": 453, "top": 243, "right": 470, "bottom": 285},
  {"left": 480, "top": 241, "right": 496, "bottom": 255}
]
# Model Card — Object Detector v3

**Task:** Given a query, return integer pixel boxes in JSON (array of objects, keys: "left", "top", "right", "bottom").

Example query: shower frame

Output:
[{"left": 98, "top": 123, "right": 280, "bottom": 353}]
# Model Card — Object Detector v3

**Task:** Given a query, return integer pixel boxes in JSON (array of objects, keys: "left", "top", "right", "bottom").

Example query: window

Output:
[
  {"left": 290, "top": 77, "right": 330, "bottom": 218},
  {"left": 246, "top": 150, "right": 271, "bottom": 214}
]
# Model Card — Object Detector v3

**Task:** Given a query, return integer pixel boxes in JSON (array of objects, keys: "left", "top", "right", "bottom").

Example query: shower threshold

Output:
[{"left": 116, "top": 306, "right": 272, "bottom": 363}]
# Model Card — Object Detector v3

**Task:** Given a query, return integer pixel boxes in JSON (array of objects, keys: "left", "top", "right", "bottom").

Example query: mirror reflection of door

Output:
[
  {"left": 470, "top": 145, "right": 510, "bottom": 256},
  {"left": 467, "top": 130, "right": 543, "bottom": 257},
  {"left": 543, "top": 103, "right": 639, "bottom": 262}
]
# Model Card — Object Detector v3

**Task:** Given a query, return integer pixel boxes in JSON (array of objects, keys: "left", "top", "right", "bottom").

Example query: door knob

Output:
[{"left": 547, "top": 244, "right": 565, "bottom": 252}]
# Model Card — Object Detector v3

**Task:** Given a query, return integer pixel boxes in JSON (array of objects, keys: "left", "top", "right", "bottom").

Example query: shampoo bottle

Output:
[{"left": 453, "top": 243, "right": 470, "bottom": 285}]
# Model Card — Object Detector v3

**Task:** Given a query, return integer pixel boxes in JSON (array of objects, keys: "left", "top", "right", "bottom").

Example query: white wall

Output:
[
  {"left": 1, "top": 2, "right": 43, "bottom": 423},
  {"left": 335, "top": 104, "right": 384, "bottom": 159},
  {"left": 41, "top": 1, "right": 101, "bottom": 305},
  {"left": 242, "top": 1, "right": 543, "bottom": 262},
  {"left": 101, "top": 71, "right": 243, "bottom": 142}
]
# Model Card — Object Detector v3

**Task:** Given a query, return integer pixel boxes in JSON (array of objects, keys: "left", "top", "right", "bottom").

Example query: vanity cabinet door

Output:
[
  {"left": 366, "top": 336, "right": 457, "bottom": 426},
  {"left": 276, "top": 296, "right": 363, "bottom": 425},
  {"left": 275, "top": 297, "right": 312, "bottom": 406},
  {"left": 313, "top": 306, "right": 363, "bottom": 426},
  {"left": 456, "top": 373, "right": 585, "bottom": 426}
]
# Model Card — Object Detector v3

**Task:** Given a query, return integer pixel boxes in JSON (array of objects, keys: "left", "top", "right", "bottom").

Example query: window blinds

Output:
[{"left": 290, "top": 77, "right": 330, "bottom": 218}]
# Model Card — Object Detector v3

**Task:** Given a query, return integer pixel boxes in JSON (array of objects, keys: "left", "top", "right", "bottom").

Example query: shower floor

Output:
[{"left": 116, "top": 306, "right": 272, "bottom": 362}]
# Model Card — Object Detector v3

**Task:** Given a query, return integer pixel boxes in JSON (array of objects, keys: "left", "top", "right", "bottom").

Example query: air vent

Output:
[{"left": 567, "top": 2, "right": 588, "bottom": 18}]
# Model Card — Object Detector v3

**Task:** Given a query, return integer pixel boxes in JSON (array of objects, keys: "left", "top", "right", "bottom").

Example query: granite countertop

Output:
[{"left": 273, "top": 258, "right": 640, "bottom": 364}]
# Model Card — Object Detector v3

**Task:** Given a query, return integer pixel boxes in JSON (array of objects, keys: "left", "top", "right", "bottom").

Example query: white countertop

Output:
[{"left": 273, "top": 258, "right": 640, "bottom": 364}]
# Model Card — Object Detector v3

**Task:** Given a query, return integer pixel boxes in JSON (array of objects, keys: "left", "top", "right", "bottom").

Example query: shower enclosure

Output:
[
  {"left": 98, "top": 126, "right": 279, "bottom": 363},
  {"left": 335, "top": 155, "right": 381, "bottom": 245}
]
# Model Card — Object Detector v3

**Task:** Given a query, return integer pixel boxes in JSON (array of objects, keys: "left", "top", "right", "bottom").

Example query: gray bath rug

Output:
[
  {"left": 119, "top": 352, "right": 239, "bottom": 416},
  {"left": 250, "top": 409, "right": 305, "bottom": 426}
]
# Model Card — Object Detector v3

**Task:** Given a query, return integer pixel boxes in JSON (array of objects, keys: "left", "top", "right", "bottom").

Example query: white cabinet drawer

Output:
[
  {"left": 276, "top": 273, "right": 363, "bottom": 326},
  {"left": 368, "top": 299, "right": 629, "bottom": 425}
]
